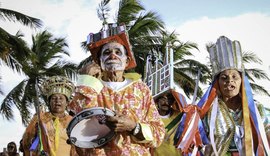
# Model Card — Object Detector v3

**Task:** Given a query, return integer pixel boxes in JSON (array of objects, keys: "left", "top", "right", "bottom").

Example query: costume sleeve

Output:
[
  {"left": 22, "top": 115, "right": 38, "bottom": 156},
  {"left": 68, "top": 75, "right": 103, "bottom": 113},
  {"left": 132, "top": 82, "right": 165, "bottom": 148}
]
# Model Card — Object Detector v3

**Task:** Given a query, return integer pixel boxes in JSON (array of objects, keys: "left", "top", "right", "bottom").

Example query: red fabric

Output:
[{"left": 231, "top": 151, "right": 239, "bottom": 156}]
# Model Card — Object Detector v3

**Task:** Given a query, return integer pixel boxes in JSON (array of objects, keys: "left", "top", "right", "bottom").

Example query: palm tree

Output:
[
  {"left": 116, "top": 0, "right": 165, "bottom": 75},
  {"left": 1, "top": 6, "right": 42, "bottom": 95},
  {"left": 0, "top": 28, "right": 30, "bottom": 73},
  {"left": 0, "top": 30, "right": 77, "bottom": 126},
  {"left": 242, "top": 51, "right": 270, "bottom": 96},
  {"left": 80, "top": 0, "right": 165, "bottom": 72},
  {"left": 0, "top": 7, "right": 42, "bottom": 28},
  {"left": 80, "top": 0, "right": 210, "bottom": 99},
  {"left": 0, "top": 7, "right": 43, "bottom": 72}
]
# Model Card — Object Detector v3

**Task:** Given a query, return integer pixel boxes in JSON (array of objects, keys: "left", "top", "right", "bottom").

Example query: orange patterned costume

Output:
[
  {"left": 69, "top": 74, "right": 165, "bottom": 155},
  {"left": 22, "top": 76, "right": 77, "bottom": 156},
  {"left": 22, "top": 112, "right": 77, "bottom": 156}
]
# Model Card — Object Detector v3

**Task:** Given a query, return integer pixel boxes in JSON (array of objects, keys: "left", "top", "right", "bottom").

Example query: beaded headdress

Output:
[
  {"left": 87, "top": 23, "right": 136, "bottom": 70},
  {"left": 42, "top": 76, "right": 75, "bottom": 100},
  {"left": 208, "top": 36, "right": 243, "bottom": 78}
]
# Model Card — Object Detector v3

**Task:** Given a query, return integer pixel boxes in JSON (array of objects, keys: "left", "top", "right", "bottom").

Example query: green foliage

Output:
[
  {"left": 0, "top": 7, "right": 42, "bottom": 28},
  {"left": 0, "top": 30, "right": 77, "bottom": 125}
]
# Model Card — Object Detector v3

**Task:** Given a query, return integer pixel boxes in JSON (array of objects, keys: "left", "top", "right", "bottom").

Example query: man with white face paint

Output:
[
  {"left": 68, "top": 24, "right": 165, "bottom": 156},
  {"left": 99, "top": 41, "right": 130, "bottom": 82},
  {"left": 100, "top": 42, "right": 128, "bottom": 71}
]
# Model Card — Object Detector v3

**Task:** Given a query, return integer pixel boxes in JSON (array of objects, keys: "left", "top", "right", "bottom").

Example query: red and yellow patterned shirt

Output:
[{"left": 69, "top": 74, "right": 165, "bottom": 156}]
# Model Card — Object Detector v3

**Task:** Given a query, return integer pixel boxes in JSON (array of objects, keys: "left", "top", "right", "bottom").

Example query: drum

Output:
[{"left": 66, "top": 107, "right": 115, "bottom": 148}]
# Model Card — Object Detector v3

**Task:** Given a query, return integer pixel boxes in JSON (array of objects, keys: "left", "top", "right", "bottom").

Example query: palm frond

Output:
[
  {"left": 242, "top": 51, "right": 262, "bottom": 64},
  {"left": 245, "top": 68, "right": 270, "bottom": 83},
  {"left": 117, "top": 0, "right": 144, "bottom": 24},
  {"left": 97, "top": 0, "right": 111, "bottom": 25},
  {"left": 80, "top": 41, "right": 88, "bottom": 53},
  {"left": 0, "top": 8, "right": 42, "bottom": 28},
  {"left": 1, "top": 30, "right": 76, "bottom": 124},
  {"left": 249, "top": 82, "right": 270, "bottom": 96},
  {"left": 0, "top": 28, "right": 30, "bottom": 73},
  {"left": 1, "top": 80, "right": 26, "bottom": 121}
]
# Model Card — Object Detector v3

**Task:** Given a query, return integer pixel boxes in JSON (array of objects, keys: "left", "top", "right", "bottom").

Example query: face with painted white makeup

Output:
[
  {"left": 100, "top": 42, "right": 129, "bottom": 71},
  {"left": 218, "top": 69, "right": 242, "bottom": 99}
]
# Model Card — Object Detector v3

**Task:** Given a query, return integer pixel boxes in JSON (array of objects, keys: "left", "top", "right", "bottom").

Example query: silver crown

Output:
[
  {"left": 208, "top": 36, "right": 243, "bottom": 77},
  {"left": 87, "top": 23, "right": 126, "bottom": 45}
]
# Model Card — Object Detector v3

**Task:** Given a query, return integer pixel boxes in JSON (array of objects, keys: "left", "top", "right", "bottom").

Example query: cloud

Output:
[
  {"left": 1, "top": 0, "right": 270, "bottom": 151},
  {"left": 172, "top": 12, "right": 270, "bottom": 106},
  {"left": 0, "top": 0, "right": 121, "bottom": 150},
  {"left": 173, "top": 12, "right": 270, "bottom": 62},
  {"left": 1, "top": 0, "right": 121, "bottom": 64}
]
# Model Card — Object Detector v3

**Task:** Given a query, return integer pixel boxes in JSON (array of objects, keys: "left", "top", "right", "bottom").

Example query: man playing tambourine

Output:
[{"left": 68, "top": 23, "right": 165, "bottom": 156}]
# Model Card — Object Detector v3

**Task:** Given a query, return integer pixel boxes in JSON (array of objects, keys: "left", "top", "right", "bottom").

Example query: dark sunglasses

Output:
[{"left": 8, "top": 145, "right": 15, "bottom": 149}]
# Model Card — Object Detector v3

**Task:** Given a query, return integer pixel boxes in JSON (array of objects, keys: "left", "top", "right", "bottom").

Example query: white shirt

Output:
[{"left": 101, "top": 78, "right": 132, "bottom": 91}]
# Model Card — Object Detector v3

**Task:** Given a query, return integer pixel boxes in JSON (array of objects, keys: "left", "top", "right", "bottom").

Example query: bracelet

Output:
[{"left": 132, "top": 123, "right": 140, "bottom": 136}]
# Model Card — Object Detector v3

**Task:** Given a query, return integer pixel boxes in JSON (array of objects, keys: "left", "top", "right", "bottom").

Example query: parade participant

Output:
[
  {"left": 175, "top": 36, "right": 270, "bottom": 155},
  {"left": 203, "top": 36, "right": 270, "bottom": 155},
  {"left": 0, "top": 141, "right": 20, "bottom": 156},
  {"left": 22, "top": 76, "right": 77, "bottom": 156},
  {"left": 152, "top": 90, "right": 186, "bottom": 156},
  {"left": 68, "top": 23, "right": 165, "bottom": 156}
]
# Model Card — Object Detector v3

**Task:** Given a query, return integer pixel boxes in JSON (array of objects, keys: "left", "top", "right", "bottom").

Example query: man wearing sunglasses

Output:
[{"left": 0, "top": 141, "right": 19, "bottom": 156}]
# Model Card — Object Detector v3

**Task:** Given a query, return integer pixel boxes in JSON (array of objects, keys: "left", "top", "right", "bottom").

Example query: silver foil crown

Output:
[
  {"left": 208, "top": 36, "right": 243, "bottom": 77},
  {"left": 86, "top": 24, "right": 126, "bottom": 45}
]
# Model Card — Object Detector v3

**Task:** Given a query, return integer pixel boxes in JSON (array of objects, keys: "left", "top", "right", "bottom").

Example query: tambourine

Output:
[{"left": 66, "top": 107, "right": 115, "bottom": 148}]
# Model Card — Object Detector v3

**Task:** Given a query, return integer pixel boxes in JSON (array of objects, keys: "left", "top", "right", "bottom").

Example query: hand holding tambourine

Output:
[{"left": 106, "top": 112, "right": 137, "bottom": 133}]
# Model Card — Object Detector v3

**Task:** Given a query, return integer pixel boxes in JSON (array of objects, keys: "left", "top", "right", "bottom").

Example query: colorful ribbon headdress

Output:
[
  {"left": 174, "top": 36, "right": 270, "bottom": 155},
  {"left": 207, "top": 36, "right": 270, "bottom": 155},
  {"left": 86, "top": 23, "right": 136, "bottom": 70}
]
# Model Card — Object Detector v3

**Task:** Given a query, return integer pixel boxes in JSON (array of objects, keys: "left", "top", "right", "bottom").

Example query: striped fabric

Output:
[{"left": 208, "top": 36, "right": 243, "bottom": 78}]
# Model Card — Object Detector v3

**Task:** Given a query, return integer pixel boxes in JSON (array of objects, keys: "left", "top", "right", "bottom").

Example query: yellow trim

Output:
[
  {"left": 77, "top": 75, "right": 104, "bottom": 93},
  {"left": 123, "top": 73, "right": 142, "bottom": 81},
  {"left": 242, "top": 79, "right": 253, "bottom": 155},
  {"left": 132, "top": 123, "right": 153, "bottom": 143},
  {"left": 219, "top": 100, "right": 236, "bottom": 155},
  {"left": 50, "top": 117, "right": 59, "bottom": 156},
  {"left": 77, "top": 73, "right": 141, "bottom": 94}
]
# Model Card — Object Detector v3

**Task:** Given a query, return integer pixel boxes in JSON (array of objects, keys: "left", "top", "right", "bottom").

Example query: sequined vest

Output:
[{"left": 204, "top": 99, "right": 244, "bottom": 156}]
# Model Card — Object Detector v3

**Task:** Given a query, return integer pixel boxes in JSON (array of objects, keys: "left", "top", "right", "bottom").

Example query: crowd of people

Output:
[{"left": 1, "top": 24, "right": 270, "bottom": 156}]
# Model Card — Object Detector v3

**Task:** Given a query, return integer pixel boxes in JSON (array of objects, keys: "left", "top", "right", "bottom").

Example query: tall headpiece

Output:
[
  {"left": 208, "top": 36, "right": 243, "bottom": 78},
  {"left": 87, "top": 23, "right": 136, "bottom": 70},
  {"left": 174, "top": 36, "right": 270, "bottom": 155},
  {"left": 42, "top": 76, "right": 75, "bottom": 100}
]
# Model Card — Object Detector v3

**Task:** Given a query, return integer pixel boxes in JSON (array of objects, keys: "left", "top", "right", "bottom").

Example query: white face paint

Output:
[{"left": 100, "top": 42, "right": 129, "bottom": 71}]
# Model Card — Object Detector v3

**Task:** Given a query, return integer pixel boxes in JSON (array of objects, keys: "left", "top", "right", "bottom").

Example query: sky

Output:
[{"left": 1, "top": 0, "right": 270, "bottom": 153}]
